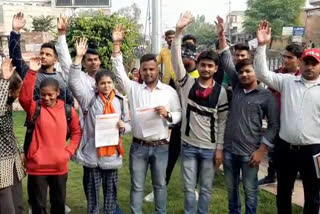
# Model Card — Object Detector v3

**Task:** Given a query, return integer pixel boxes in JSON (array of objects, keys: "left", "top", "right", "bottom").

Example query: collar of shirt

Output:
[
  {"left": 241, "top": 84, "right": 263, "bottom": 94},
  {"left": 142, "top": 80, "right": 166, "bottom": 91},
  {"left": 294, "top": 75, "right": 320, "bottom": 88}
]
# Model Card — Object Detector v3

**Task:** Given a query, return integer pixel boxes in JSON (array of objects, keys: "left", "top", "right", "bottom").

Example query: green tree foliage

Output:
[
  {"left": 244, "top": 0, "right": 305, "bottom": 42},
  {"left": 31, "top": 15, "right": 55, "bottom": 32},
  {"left": 67, "top": 12, "right": 140, "bottom": 70},
  {"left": 184, "top": 15, "right": 217, "bottom": 47}
]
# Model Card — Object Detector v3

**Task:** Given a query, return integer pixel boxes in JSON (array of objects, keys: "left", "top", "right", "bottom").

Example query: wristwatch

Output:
[{"left": 166, "top": 112, "right": 172, "bottom": 122}]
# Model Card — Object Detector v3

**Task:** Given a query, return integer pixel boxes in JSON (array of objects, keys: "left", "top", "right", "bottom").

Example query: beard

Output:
[{"left": 41, "top": 64, "right": 51, "bottom": 70}]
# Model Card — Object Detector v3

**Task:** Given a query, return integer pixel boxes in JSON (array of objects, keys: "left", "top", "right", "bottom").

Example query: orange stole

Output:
[{"left": 97, "top": 90, "right": 124, "bottom": 157}]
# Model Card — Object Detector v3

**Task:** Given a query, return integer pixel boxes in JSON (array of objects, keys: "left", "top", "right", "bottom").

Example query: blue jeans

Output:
[
  {"left": 129, "top": 142, "right": 168, "bottom": 214},
  {"left": 223, "top": 151, "right": 258, "bottom": 214},
  {"left": 181, "top": 142, "right": 215, "bottom": 214}
]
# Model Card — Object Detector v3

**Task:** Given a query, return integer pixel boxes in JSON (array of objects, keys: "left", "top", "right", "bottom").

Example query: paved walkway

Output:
[{"left": 258, "top": 159, "right": 304, "bottom": 207}]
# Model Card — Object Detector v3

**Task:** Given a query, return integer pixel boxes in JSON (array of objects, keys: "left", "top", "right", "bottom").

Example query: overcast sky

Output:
[
  {"left": 112, "top": 0, "right": 247, "bottom": 30},
  {"left": 111, "top": 0, "right": 313, "bottom": 35}
]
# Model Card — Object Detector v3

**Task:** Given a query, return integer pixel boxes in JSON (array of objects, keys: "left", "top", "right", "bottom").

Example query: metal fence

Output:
[{"left": 267, "top": 56, "right": 283, "bottom": 71}]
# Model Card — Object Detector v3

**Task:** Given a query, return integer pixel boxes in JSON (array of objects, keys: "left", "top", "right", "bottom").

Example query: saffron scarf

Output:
[{"left": 97, "top": 90, "right": 124, "bottom": 157}]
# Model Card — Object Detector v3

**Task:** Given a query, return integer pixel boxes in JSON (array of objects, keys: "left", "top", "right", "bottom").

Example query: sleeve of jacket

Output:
[
  {"left": 65, "top": 107, "right": 82, "bottom": 156},
  {"left": 9, "top": 31, "right": 29, "bottom": 79},
  {"left": 68, "top": 64, "right": 94, "bottom": 110},
  {"left": 219, "top": 47, "right": 238, "bottom": 88},
  {"left": 55, "top": 35, "right": 72, "bottom": 82},
  {"left": 18, "top": 70, "right": 37, "bottom": 120},
  {"left": 0, "top": 79, "right": 10, "bottom": 116},
  {"left": 171, "top": 34, "right": 187, "bottom": 82},
  {"left": 216, "top": 87, "right": 229, "bottom": 150},
  {"left": 261, "top": 92, "right": 280, "bottom": 148}
]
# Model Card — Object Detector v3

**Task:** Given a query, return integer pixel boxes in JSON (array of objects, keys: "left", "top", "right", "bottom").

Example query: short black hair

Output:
[
  {"left": 234, "top": 43, "right": 250, "bottom": 52},
  {"left": 235, "top": 59, "right": 253, "bottom": 72},
  {"left": 140, "top": 54, "right": 157, "bottom": 64},
  {"left": 165, "top": 30, "right": 175, "bottom": 37},
  {"left": 85, "top": 48, "right": 100, "bottom": 59},
  {"left": 197, "top": 50, "right": 219, "bottom": 66},
  {"left": 41, "top": 43, "right": 58, "bottom": 57},
  {"left": 182, "top": 34, "right": 197, "bottom": 44},
  {"left": 95, "top": 69, "right": 115, "bottom": 84},
  {"left": 286, "top": 44, "right": 303, "bottom": 58},
  {"left": 40, "top": 77, "right": 59, "bottom": 91}
]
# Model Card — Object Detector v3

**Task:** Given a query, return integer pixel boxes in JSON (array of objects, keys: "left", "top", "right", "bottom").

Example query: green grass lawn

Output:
[{"left": 13, "top": 111, "right": 303, "bottom": 214}]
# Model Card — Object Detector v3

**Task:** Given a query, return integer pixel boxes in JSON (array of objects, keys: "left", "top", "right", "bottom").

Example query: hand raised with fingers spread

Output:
[
  {"left": 29, "top": 57, "right": 41, "bottom": 71},
  {"left": 215, "top": 16, "right": 225, "bottom": 37},
  {"left": 176, "top": 11, "right": 193, "bottom": 32},
  {"left": 0, "top": 58, "right": 16, "bottom": 80},
  {"left": 112, "top": 25, "right": 125, "bottom": 43},
  {"left": 57, "top": 14, "right": 68, "bottom": 34},
  {"left": 257, "top": 20, "right": 272, "bottom": 46},
  {"left": 12, "top": 12, "right": 26, "bottom": 32},
  {"left": 75, "top": 37, "right": 88, "bottom": 57}
]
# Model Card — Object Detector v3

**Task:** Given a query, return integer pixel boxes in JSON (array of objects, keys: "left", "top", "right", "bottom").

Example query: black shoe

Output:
[{"left": 258, "top": 176, "right": 276, "bottom": 186}]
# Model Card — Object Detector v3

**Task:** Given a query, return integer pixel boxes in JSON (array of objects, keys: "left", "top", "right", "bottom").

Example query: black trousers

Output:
[
  {"left": 166, "top": 125, "right": 181, "bottom": 185},
  {"left": 275, "top": 138, "right": 320, "bottom": 214},
  {"left": 28, "top": 174, "right": 68, "bottom": 214}
]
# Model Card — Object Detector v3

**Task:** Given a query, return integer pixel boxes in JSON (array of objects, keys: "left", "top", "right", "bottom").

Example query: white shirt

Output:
[
  {"left": 112, "top": 54, "right": 182, "bottom": 141},
  {"left": 255, "top": 45, "right": 320, "bottom": 145}
]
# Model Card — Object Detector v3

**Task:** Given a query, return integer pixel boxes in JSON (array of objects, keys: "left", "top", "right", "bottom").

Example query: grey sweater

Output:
[{"left": 68, "top": 64, "right": 131, "bottom": 169}]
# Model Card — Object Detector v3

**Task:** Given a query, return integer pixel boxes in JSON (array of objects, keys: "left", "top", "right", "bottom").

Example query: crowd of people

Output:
[{"left": 0, "top": 10, "right": 320, "bottom": 214}]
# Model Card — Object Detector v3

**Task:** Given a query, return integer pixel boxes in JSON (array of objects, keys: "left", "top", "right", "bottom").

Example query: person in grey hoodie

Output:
[{"left": 68, "top": 38, "right": 131, "bottom": 214}]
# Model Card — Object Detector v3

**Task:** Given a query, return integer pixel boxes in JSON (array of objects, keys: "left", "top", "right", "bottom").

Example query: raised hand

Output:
[
  {"left": 75, "top": 37, "right": 88, "bottom": 57},
  {"left": 0, "top": 58, "right": 16, "bottom": 80},
  {"left": 215, "top": 16, "right": 225, "bottom": 37},
  {"left": 112, "top": 25, "right": 125, "bottom": 43},
  {"left": 12, "top": 12, "right": 26, "bottom": 32},
  {"left": 176, "top": 11, "right": 193, "bottom": 32},
  {"left": 257, "top": 20, "right": 272, "bottom": 46},
  {"left": 29, "top": 57, "right": 41, "bottom": 71},
  {"left": 57, "top": 14, "right": 68, "bottom": 34}
]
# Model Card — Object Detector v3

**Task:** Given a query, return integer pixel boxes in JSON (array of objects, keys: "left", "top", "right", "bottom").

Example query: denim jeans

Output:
[
  {"left": 129, "top": 142, "right": 169, "bottom": 214},
  {"left": 223, "top": 151, "right": 258, "bottom": 214},
  {"left": 181, "top": 142, "right": 215, "bottom": 214}
]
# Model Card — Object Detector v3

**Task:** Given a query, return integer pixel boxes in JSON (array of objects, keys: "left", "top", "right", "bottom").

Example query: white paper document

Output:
[
  {"left": 136, "top": 107, "right": 166, "bottom": 138},
  {"left": 313, "top": 153, "right": 320, "bottom": 179},
  {"left": 248, "top": 38, "right": 258, "bottom": 50},
  {"left": 95, "top": 113, "right": 119, "bottom": 148}
]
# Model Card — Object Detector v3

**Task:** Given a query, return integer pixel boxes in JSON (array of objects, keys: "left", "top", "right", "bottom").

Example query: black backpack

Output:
[{"left": 23, "top": 102, "right": 72, "bottom": 154}]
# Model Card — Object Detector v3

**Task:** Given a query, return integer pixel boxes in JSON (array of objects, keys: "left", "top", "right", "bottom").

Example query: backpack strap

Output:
[
  {"left": 32, "top": 101, "right": 41, "bottom": 125},
  {"left": 64, "top": 103, "right": 72, "bottom": 125}
]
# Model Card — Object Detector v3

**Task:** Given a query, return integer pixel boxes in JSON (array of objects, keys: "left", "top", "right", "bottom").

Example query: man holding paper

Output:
[{"left": 111, "top": 26, "right": 182, "bottom": 214}]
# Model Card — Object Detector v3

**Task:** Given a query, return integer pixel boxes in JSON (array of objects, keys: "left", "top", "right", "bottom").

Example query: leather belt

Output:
[{"left": 133, "top": 137, "right": 169, "bottom": 147}]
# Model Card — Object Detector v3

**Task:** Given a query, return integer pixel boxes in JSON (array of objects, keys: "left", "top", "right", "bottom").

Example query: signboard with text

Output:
[{"left": 55, "top": 0, "right": 111, "bottom": 7}]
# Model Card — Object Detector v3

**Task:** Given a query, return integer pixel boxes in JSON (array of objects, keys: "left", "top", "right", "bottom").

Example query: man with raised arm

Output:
[
  {"left": 255, "top": 20, "right": 320, "bottom": 214},
  {"left": 9, "top": 12, "right": 73, "bottom": 105},
  {"left": 216, "top": 16, "right": 279, "bottom": 214},
  {"left": 171, "top": 12, "right": 229, "bottom": 213},
  {"left": 111, "top": 25, "right": 182, "bottom": 214}
]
